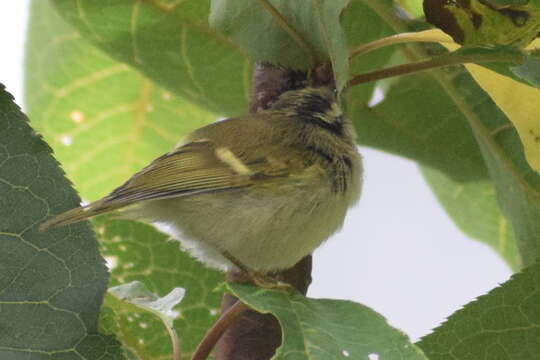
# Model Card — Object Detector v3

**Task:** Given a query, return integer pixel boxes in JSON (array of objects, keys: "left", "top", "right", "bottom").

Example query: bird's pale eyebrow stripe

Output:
[
  {"left": 215, "top": 147, "right": 253, "bottom": 175},
  {"left": 328, "top": 102, "right": 342, "bottom": 118}
]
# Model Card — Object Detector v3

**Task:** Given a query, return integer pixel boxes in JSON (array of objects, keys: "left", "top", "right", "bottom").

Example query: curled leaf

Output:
[
  {"left": 109, "top": 281, "right": 186, "bottom": 327},
  {"left": 109, "top": 281, "right": 185, "bottom": 360}
]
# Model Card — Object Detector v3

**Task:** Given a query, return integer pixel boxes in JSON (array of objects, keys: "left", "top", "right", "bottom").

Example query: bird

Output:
[{"left": 41, "top": 86, "right": 362, "bottom": 281}]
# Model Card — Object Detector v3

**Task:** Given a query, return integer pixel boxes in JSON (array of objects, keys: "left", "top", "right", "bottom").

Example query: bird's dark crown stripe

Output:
[
  {"left": 293, "top": 93, "right": 343, "bottom": 135},
  {"left": 307, "top": 145, "right": 334, "bottom": 163},
  {"left": 299, "top": 115, "right": 343, "bottom": 136},
  {"left": 300, "top": 93, "right": 333, "bottom": 115}
]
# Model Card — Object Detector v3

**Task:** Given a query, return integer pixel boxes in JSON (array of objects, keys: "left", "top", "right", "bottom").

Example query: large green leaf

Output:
[
  {"left": 349, "top": 64, "right": 523, "bottom": 268},
  {"left": 421, "top": 166, "right": 521, "bottom": 270},
  {"left": 351, "top": 73, "right": 488, "bottom": 181},
  {"left": 350, "top": 1, "right": 540, "bottom": 267},
  {"left": 418, "top": 261, "right": 540, "bottom": 359},
  {"left": 228, "top": 283, "right": 428, "bottom": 360},
  {"left": 49, "top": 0, "right": 251, "bottom": 116},
  {"left": 26, "top": 2, "right": 225, "bottom": 357},
  {"left": 209, "top": 0, "right": 350, "bottom": 91},
  {"left": 452, "top": 45, "right": 540, "bottom": 89},
  {"left": 353, "top": 64, "right": 540, "bottom": 265},
  {"left": 0, "top": 85, "right": 123, "bottom": 359},
  {"left": 96, "top": 218, "right": 224, "bottom": 359},
  {"left": 26, "top": 0, "right": 216, "bottom": 201},
  {"left": 420, "top": 4, "right": 540, "bottom": 267},
  {"left": 428, "top": 63, "right": 540, "bottom": 267}
]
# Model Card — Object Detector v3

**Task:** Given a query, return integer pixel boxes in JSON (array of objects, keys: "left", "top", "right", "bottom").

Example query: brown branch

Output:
[
  {"left": 192, "top": 300, "right": 250, "bottom": 360},
  {"left": 348, "top": 51, "right": 521, "bottom": 87},
  {"left": 214, "top": 64, "right": 315, "bottom": 360},
  {"left": 215, "top": 258, "right": 312, "bottom": 360}
]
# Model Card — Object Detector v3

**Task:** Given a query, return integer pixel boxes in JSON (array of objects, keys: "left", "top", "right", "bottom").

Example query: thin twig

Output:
[
  {"left": 257, "top": 0, "right": 318, "bottom": 65},
  {"left": 349, "top": 30, "right": 453, "bottom": 59},
  {"left": 348, "top": 51, "right": 521, "bottom": 87},
  {"left": 192, "top": 300, "right": 251, "bottom": 360}
]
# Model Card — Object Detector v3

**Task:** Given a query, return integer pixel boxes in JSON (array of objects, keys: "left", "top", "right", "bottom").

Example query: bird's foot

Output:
[
  {"left": 232, "top": 270, "right": 293, "bottom": 291},
  {"left": 249, "top": 271, "right": 293, "bottom": 291}
]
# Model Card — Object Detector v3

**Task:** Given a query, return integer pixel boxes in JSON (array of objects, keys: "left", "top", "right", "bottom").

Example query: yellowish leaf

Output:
[{"left": 413, "top": 29, "right": 540, "bottom": 174}]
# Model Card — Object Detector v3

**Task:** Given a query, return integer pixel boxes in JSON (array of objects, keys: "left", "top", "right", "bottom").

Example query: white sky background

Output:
[{"left": 1, "top": 1, "right": 512, "bottom": 342}]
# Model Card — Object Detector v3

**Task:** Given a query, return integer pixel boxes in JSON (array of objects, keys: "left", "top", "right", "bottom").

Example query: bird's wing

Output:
[
  {"left": 105, "top": 139, "right": 292, "bottom": 203},
  {"left": 40, "top": 116, "right": 312, "bottom": 230}
]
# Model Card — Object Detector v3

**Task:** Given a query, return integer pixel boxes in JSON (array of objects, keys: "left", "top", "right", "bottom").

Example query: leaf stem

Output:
[
  {"left": 192, "top": 300, "right": 250, "bottom": 360},
  {"left": 349, "top": 30, "right": 454, "bottom": 59},
  {"left": 348, "top": 51, "right": 520, "bottom": 87},
  {"left": 165, "top": 325, "right": 182, "bottom": 360},
  {"left": 257, "top": 0, "right": 318, "bottom": 65}
]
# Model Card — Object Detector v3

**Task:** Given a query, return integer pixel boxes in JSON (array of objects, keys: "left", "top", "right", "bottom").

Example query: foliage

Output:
[
  {"left": 2, "top": 0, "right": 540, "bottom": 358},
  {"left": 96, "top": 218, "right": 223, "bottom": 359},
  {"left": 418, "top": 261, "right": 540, "bottom": 359},
  {"left": 0, "top": 85, "right": 123, "bottom": 359},
  {"left": 228, "top": 283, "right": 428, "bottom": 360}
]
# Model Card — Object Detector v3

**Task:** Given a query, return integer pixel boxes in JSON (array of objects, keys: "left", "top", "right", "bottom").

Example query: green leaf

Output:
[
  {"left": 418, "top": 260, "right": 540, "bottom": 359},
  {"left": 421, "top": 166, "right": 521, "bottom": 270},
  {"left": 227, "top": 283, "right": 429, "bottom": 360},
  {"left": 396, "top": 0, "right": 425, "bottom": 17},
  {"left": 26, "top": 0, "right": 217, "bottom": 201},
  {"left": 209, "top": 0, "right": 350, "bottom": 91},
  {"left": 511, "top": 48, "right": 540, "bottom": 86},
  {"left": 453, "top": 45, "right": 540, "bottom": 89},
  {"left": 0, "top": 84, "right": 123, "bottom": 359},
  {"left": 108, "top": 281, "right": 184, "bottom": 359},
  {"left": 25, "top": 3, "right": 224, "bottom": 356},
  {"left": 483, "top": 0, "right": 530, "bottom": 7},
  {"left": 49, "top": 0, "right": 251, "bottom": 116},
  {"left": 350, "top": 69, "right": 527, "bottom": 268},
  {"left": 345, "top": 2, "right": 540, "bottom": 267},
  {"left": 457, "top": 47, "right": 540, "bottom": 176},
  {"left": 437, "top": 62, "right": 540, "bottom": 267},
  {"left": 351, "top": 73, "right": 489, "bottom": 181},
  {"left": 424, "top": 0, "right": 540, "bottom": 47},
  {"left": 96, "top": 218, "right": 223, "bottom": 359}
]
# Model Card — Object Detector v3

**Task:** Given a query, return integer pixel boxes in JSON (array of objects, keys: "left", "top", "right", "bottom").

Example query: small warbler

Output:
[{"left": 41, "top": 87, "right": 362, "bottom": 277}]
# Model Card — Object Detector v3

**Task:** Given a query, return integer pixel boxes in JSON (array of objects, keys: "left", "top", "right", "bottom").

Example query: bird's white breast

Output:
[{"left": 129, "top": 166, "right": 361, "bottom": 272}]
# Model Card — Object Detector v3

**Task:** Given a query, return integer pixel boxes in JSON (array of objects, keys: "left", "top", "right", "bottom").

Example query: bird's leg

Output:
[{"left": 221, "top": 250, "right": 293, "bottom": 290}]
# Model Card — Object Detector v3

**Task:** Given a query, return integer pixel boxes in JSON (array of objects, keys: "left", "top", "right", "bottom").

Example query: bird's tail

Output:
[{"left": 39, "top": 198, "right": 124, "bottom": 232}]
